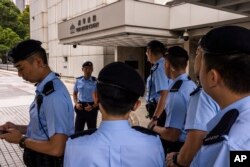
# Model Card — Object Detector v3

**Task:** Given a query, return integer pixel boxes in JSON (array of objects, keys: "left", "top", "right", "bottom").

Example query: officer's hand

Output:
[
  {"left": 75, "top": 103, "right": 83, "bottom": 110},
  {"left": 166, "top": 152, "right": 178, "bottom": 167},
  {"left": 0, "top": 128, "right": 22, "bottom": 144},
  {"left": 84, "top": 104, "right": 93, "bottom": 112},
  {"left": 147, "top": 120, "right": 157, "bottom": 130},
  {"left": 0, "top": 122, "right": 17, "bottom": 131}
]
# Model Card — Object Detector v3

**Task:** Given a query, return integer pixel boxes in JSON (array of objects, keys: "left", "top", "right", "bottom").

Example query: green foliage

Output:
[
  {"left": 0, "top": 26, "right": 22, "bottom": 63},
  {"left": 0, "top": 0, "right": 30, "bottom": 63}
]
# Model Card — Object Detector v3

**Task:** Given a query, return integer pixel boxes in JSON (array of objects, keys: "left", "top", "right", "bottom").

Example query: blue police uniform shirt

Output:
[
  {"left": 64, "top": 120, "right": 166, "bottom": 167},
  {"left": 164, "top": 73, "right": 196, "bottom": 142},
  {"left": 191, "top": 96, "right": 250, "bottom": 167},
  {"left": 185, "top": 89, "right": 220, "bottom": 131},
  {"left": 73, "top": 76, "right": 97, "bottom": 102},
  {"left": 26, "top": 72, "right": 74, "bottom": 140},
  {"left": 146, "top": 57, "right": 171, "bottom": 102}
]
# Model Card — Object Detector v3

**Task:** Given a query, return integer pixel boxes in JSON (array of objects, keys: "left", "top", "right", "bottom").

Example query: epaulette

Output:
[
  {"left": 132, "top": 126, "right": 158, "bottom": 137},
  {"left": 55, "top": 73, "right": 61, "bottom": 78},
  {"left": 151, "top": 63, "right": 159, "bottom": 72},
  {"left": 203, "top": 109, "right": 239, "bottom": 145},
  {"left": 170, "top": 80, "right": 183, "bottom": 92},
  {"left": 92, "top": 76, "right": 97, "bottom": 81},
  {"left": 76, "top": 76, "right": 83, "bottom": 79},
  {"left": 42, "top": 81, "right": 55, "bottom": 96},
  {"left": 190, "top": 86, "right": 202, "bottom": 96},
  {"left": 70, "top": 128, "right": 97, "bottom": 139}
]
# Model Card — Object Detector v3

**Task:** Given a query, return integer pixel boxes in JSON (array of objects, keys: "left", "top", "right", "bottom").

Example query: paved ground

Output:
[{"left": 0, "top": 68, "right": 150, "bottom": 167}]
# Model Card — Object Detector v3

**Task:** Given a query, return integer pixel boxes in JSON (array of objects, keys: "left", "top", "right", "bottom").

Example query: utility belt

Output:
[
  {"left": 78, "top": 101, "right": 94, "bottom": 106},
  {"left": 145, "top": 99, "right": 157, "bottom": 119},
  {"left": 23, "top": 148, "right": 63, "bottom": 167},
  {"left": 164, "top": 140, "right": 184, "bottom": 153},
  {"left": 75, "top": 101, "right": 99, "bottom": 114}
]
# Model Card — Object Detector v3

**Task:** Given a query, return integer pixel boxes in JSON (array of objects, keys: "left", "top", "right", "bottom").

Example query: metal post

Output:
[{"left": 6, "top": 53, "right": 8, "bottom": 70}]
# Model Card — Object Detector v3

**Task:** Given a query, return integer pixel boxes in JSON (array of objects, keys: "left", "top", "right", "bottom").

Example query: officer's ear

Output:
[
  {"left": 207, "top": 69, "right": 222, "bottom": 88},
  {"left": 131, "top": 100, "right": 141, "bottom": 111}
]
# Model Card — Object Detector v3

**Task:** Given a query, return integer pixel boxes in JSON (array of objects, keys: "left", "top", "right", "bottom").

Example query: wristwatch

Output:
[
  {"left": 173, "top": 153, "right": 184, "bottom": 167},
  {"left": 19, "top": 136, "right": 28, "bottom": 148}
]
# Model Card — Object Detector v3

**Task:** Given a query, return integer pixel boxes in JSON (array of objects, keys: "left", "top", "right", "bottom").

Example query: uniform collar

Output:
[
  {"left": 99, "top": 120, "right": 130, "bottom": 131},
  {"left": 154, "top": 57, "right": 164, "bottom": 65},
  {"left": 173, "top": 73, "right": 189, "bottom": 82},
  {"left": 82, "top": 76, "right": 93, "bottom": 81},
  {"left": 36, "top": 72, "right": 57, "bottom": 94},
  {"left": 207, "top": 95, "right": 250, "bottom": 131}
]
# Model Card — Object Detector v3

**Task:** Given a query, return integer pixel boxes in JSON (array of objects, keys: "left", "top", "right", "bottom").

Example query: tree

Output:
[
  {"left": 0, "top": 0, "right": 20, "bottom": 29},
  {"left": 0, "top": 0, "right": 30, "bottom": 39},
  {"left": 0, "top": 0, "right": 30, "bottom": 63},
  {"left": 0, "top": 26, "right": 21, "bottom": 63},
  {"left": 18, "top": 6, "right": 30, "bottom": 39}
]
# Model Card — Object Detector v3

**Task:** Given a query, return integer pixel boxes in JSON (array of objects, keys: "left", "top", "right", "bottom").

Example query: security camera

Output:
[
  {"left": 73, "top": 44, "right": 77, "bottom": 48},
  {"left": 183, "top": 31, "right": 189, "bottom": 41}
]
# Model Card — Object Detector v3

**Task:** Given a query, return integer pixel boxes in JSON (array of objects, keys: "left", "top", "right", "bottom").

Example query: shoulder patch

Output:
[
  {"left": 42, "top": 81, "right": 55, "bottom": 96},
  {"left": 70, "top": 128, "right": 97, "bottom": 139},
  {"left": 203, "top": 109, "right": 239, "bottom": 145},
  {"left": 76, "top": 76, "right": 83, "bottom": 79},
  {"left": 132, "top": 126, "right": 158, "bottom": 137},
  {"left": 190, "top": 86, "right": 201, "bottom": 96},
  {"left": 170, "top": 80, "right": 183, "bottom": 92},
  {"left": 92, "top": 76, "right": 97, "bottom": 81}
]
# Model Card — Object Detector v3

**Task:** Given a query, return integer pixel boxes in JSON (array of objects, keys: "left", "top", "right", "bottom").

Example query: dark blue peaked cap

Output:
[
  {"left": 82, "top": 61, "right": 93, "bottom": 67},
  {"left": 200, "top": 26, "right": 250, "bottom": 55},
  {"left": 8, "top": 39, "right": 43, "bottom": 63},
  {"left": 98, "top": 62, "right": 145, "bottom": 97}
]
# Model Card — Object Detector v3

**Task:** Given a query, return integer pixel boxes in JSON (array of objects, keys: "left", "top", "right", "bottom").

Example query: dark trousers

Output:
[
  {"left": 74, "top": 102, "right": 98, "bottom": 132},
  {"left": 23, "top": 148, "right": 63, "bottom": 167}
]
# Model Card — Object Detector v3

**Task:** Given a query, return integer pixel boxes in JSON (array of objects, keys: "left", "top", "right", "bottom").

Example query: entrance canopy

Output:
[
  {"left": 58, "top": 0, "right": 181, "bottom": 47},
  {"left": 176, "top": 0, "right": 250, "bottom": 17}
]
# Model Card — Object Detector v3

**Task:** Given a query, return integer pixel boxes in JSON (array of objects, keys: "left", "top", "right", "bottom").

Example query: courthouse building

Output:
[{"left": 29, "top": 0, "right": 250, "bottom": 79}]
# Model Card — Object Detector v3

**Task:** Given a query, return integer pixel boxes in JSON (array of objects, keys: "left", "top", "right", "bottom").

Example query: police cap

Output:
[
  {"left": 82, "top": 61, "right": 93, "bottom": 68},
  {"left": 97, "top": 62, "right": 145, "bottom": 97},
  {"left": 8, "top": 39, "right": 43, "bottom": 63},
  {"left": 200, "top": 26, "right": 250, "bottom": 55},
  {"left": 166, "top": 46, "right": 189, "bottom": 60}
]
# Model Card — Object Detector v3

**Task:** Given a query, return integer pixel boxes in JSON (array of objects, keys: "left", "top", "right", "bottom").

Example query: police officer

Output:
[
  {"left": 0, "top": 39, "right": 74, "bottom": 167},
  {"left": 149, "top": 46, "right": 196, "bottom": 155},
  {"left": 166, "top": 45, "right": 220, "bottom": 167},
  {"left": 73, "top": 61, "right": 98, "bottom": 132},
  {"left": 146, "top": 40, "right": 171, "bottom": 127},
  {"left": 190, "top": 26, "right": 250, "bottom": 167},
  {"left": 64, "top": 62, "right": 165, "bottom": 167}
]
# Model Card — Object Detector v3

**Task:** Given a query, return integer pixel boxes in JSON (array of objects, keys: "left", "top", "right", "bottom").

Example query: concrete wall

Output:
[{"left": 30, "top": 0, "right": 120, "bottom": 77}]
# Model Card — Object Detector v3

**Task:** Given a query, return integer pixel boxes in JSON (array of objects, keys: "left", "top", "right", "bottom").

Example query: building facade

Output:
[{"left": 29, "top": 0, "right": 250, "bottom": 79}]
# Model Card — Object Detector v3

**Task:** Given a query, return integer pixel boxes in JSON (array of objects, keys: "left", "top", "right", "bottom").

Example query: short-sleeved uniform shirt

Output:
[
  {"left": 64, "top": 120, "right": 166, "bottom": 167},
  {"left": 164, "top": 73, "right": 196, "bottom": 142},
  {"left": 26, "top": 72, "right": 74, "bottom": 140},
  {"left": 146, "top": 57, "right": 171, "bottom": 102},
  {"left": 191, "top": 96, "right": 250, "bottom": 167},
  {"left": 185, "top": 88, "right": 220, "bottom": 131},
  {"left": 73, "top": 76, "right": 97, "bottom": 102}
]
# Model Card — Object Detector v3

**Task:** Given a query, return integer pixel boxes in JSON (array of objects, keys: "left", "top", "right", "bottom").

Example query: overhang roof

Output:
[
  {"left": 58, "top": 0, "right": 182, "bottom": 47},
  {"left": 173, "top": 0, "right": 250, "bottom": 17}
]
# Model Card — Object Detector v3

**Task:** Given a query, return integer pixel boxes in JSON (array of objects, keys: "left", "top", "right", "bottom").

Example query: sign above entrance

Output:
[{"left": 70, "top": 15, "right": 99, "bottom": 34}]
